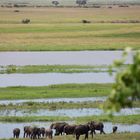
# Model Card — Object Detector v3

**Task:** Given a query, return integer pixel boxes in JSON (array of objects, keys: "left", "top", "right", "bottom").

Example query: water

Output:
[
  {"left": 0, "top": 121, "right": 71, "bottom": 139},
  {"left": 0, "top": 97, "right": 107, "bottom": 105},
  {"left": 0, "top": 108, "right": 140, "bottom": 117},
  {"left": 0, "top": 51, "right": 133, "bottom": 66},
  {"left": 0, "top": 121, "right": 139, "bottom": 138},
  {"left": 104, "top": 122, "right": 140, "bottom": 133},
  {"left": 0, "top": 72, "right": 115, "bottom": 87}
]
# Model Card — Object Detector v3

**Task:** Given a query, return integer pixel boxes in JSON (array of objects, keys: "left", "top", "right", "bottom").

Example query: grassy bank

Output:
[
  {"left": 0, "top": 7, "right": 140, "bottom": 51},
  {"left": 0, "top": 115, "right": 139, "bottom": 124},
  {"left": 0, "top": 83, "right": 112, "bottom": 100},
  {"left": 0, "top": 100, "right": 139, "bottom": 110},
  {"left": 0, "top": 133, "right": 139, "bottom": 140},
  {"left": 42, "top": 133, "right": 140, "bottom": 140},
  {"left": 0, "top": 101, "right": 103, "bottom": 110},
  {"left": 0, "top": 23, "right": 139, "bottom": 51},
  {"left": 0, "top": 116, "right": 71, "bottom": 122},
  {"left": 0, "top": 133, "right": 140, "bottom": 140},
  {"left": 0, "top": 65, "right": 110, "bottom": 74},
  {"left": 75, "top": 114, "right": 140, "bottom": 124}
]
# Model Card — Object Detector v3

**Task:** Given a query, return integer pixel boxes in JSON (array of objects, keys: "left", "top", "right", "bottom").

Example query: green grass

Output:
[
  {"left": 0, "top": 24, "right": 135, "bottom": 33},
  {"left": 0, "top": 101, "right": 103, "bottom": 110},
  {"left": 0, "top": 7, "right": 139, "bottom": 51},
  {"left": 75, "top": 114, "right": 140, "bottom": 124},
  {"left": 0, "top": 100, "right": 139, "bottom": 110},
  {"left": 0, "top": 116, "right": 71, "bottom": 122},
  {"left": 47, "top": 133, "right": 140, "bottom": 140},
  {"left": 1, "top": 133, "right": 140, "bottom": 140},
  {"left": 0, "top": 23, "right": 139, "bottom": 51},
  {"left": 96, "top": 32, "right": 140, "bottom": 38},
  {"left": 0, "top": 83, "right": 112, "bottom": 100},
  {"left": 0, "top": 65, "right": 110, "bottom": 74},
  {"left": 0, "top": 115, "right": 139, "bottom": 124}
]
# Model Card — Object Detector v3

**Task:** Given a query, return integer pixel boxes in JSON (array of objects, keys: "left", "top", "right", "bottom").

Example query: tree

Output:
[
  {"left": 76, "top": 0, "right": 87, "bottom": 7},
  {"left": 104, "top": 49, "right": 140, "bottom": 113},
  {"left": 52, "top": 1, "right": 59, "bottom": 6}
]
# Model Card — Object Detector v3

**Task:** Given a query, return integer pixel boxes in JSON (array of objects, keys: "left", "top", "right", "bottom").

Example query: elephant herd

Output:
[
  {"left": 13, "top": 126, "right": 53, "bottom": 139},
  {"left": 13, "top": 121, "right": 118, "bottom": 140}
]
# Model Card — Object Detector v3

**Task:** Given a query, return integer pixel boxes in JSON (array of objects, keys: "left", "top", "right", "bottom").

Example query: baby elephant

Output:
[
  {"left": 113, "top": 126, "right": 118, "bottom": 133},
  {"left": 46, "top": 128, "right": 53, "bottom": 139},
  {"left": 13, "top": 128, "right": 20, "bottom": 138}
]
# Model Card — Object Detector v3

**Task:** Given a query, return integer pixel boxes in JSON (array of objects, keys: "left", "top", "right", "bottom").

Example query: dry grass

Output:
[
  {"left": 0, "top": 6, "right": 140, "bottom": 23},
  {"left": 0, "top": 6, "right": 140, "bottom": 51}
]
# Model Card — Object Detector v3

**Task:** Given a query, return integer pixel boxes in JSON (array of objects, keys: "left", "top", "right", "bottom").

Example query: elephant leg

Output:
[
  {"left": 38, "top": 134, "right": 40, "bottom": 139},
  {"left": 76, "top": 134, "right": 80, "bottom": 140},
  {"left": 100, "top": 129, "right": 105, "bottom": 134},
  {"left": 90, "top": 130, "right": 93, "bottom": 138},
  {"left": 23, "top": 132, "right": 25, "bottom": 138},
  {"left": 85, "top": 133, "right": 88, "bottom": 139},
  {"left": 26, "top": 133, "right": 28, "bottom": 138},
  {"left": 93, "top": 130, "right": 96, "bottom": 134},
  {"left": 100, "top": 130, "right": 102, "bottom": 134},
  {"left": 103, "top": 130, "right": 106, "bottom": 134},
  {"left": 49, "top": 134, "right": 53, "bottom": 139},
  {"left": 31, "top": 134, "right": 33, "bottom": 139},
  {"left": 91, "top": 132, "right": 93, "bottom": 138}
]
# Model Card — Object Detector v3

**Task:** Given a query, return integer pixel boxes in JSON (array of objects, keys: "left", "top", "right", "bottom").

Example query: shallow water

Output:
[
  {"left": 0, "top": 121, "right": 139, "bottom": 138},
  {"left": 0, "top": 51, "right": 133, "bottom": 66},
  {"left": 0, "top": 72, "right": 115, "bottom": 87},
  {"left": 0, "top": 108, "right": 140, "bottom": 117},
  {"left": 0, "top": 97, "right": 107, "bottom": 105}
]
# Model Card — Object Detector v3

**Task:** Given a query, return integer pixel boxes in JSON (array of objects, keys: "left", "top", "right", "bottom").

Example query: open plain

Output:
[
  {"left": 0, "top": 3, "right": 140, "bottom": 140},
  {"left": 0, "top": 6, "right": 140, "bottom": 51}
]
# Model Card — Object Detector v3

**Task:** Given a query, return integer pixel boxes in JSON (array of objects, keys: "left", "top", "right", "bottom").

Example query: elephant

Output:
[
  {"left": 46, "top": 128, "right": 53, "bottom": 139},
  {"left": 63, "top": 124, "right": 77, "bottom": 135},
  {"left": 31, "top": 127, "right": 41, "bottom": 139},
  {"left": 22, "top": 18, "right": 30, "bottom": 24},
  {"left": 50, "top": 122, "right": 68, "bottom": 135},
  {"left": 74, "top": 124, "right": 90, "bottom": 140},
  {"left": 40, "top": 127, "right": 45, "bottom": 137},
  {"left": 23, "top": 126, "right": 33, "bottom": 138},
  {"left": 82, "top": 20, "right": 91, "bottom": 23},
  {"left": 113, "top": 126, "right": 118, "bottom": 133},
  {"left": 13, "top": 128, "right": 20, "bottom": 138},
  {"left": 88, "top": 121, "right": 105, "bottom": 138}
]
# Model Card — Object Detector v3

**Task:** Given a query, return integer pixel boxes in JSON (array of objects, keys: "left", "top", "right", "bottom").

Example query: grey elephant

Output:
[
  {"left": 88, "top": 121, "right": 105, "bottom": 138},
  {"left": 63, "top": 124, "right": 77, "bottom": 135},
  {"left": 74, "top": 124, "right": 90, "bottom": 140},
  {"left": 13, "top": 128, "right": 20, "bottom": 138},
  {"left": 23, "top": 126, "right": 33, "bottom": 138},
  {"left": 50, "top": 122, "right": 68, "bottom": 135},
  {"left": 40, "top": 127, "right": 45, "bottom": 137},
  {"left": 31, "top": 127, "right": 41, "bottom": 139},
  {"left": 46, "top": 128, "right": 53, "bottom": 139},
  {"left": 22, "top": 18, "right": 30, "bottom": 24},
  {"left": 113, "top": 126, "right": 118, "bottom": 133}
]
